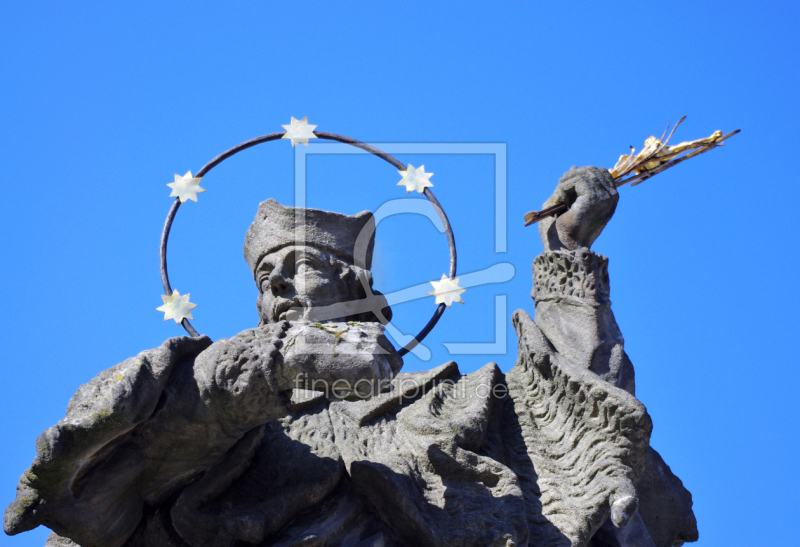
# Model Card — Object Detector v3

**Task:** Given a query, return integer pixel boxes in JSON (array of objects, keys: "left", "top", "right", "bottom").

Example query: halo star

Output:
[
  {"left": 167, "top": 171, "right": 206, "bottom": 203},
  {"left": 397, "top": 164, "right": 434, "bottom": 194},
  {"left": 427, "top": 274, "right": 466, "bottom": 307},
  {"left": 281, "top": 117, "right": 318, "bottom": 146},
  {"left": 156, "top": 290, "right": 198, "bottom": 324}
]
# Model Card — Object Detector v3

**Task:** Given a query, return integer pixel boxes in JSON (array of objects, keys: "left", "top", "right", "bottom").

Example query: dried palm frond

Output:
[{"left": 523, "top": 117, "right": 740, "bottom": 226}]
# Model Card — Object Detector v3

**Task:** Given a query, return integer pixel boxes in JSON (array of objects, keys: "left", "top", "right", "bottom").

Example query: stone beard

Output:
[{"left": 5, "top": 169, "right": 698, "bottom": 547}]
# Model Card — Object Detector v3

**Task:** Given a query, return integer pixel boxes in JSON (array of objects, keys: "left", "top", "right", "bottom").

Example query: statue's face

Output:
[{"left": 255, "top": 245, "right": 351, "bottom": 324}]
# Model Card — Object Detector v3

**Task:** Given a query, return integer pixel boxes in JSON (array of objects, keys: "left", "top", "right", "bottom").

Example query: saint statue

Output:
[{"left": 5, "top": 167, "right": 699, "bottom": 547}]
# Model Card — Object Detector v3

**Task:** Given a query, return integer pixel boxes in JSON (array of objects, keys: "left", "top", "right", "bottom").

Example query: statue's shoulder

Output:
[
  {"left": 55, "top": 334, "right": 214, "bottom": 451},
  {"left": 4, "top": 334, "right": 212, "bottom": 538}
]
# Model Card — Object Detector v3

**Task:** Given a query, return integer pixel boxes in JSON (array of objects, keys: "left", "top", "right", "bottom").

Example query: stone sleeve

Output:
[
  {"left": 191, "top": 322, "right": 292, "bottom": 440},
  {"left": 532, "top": 248, "right": 610, "bottom": 306},
  {"left": 531, "top": 249, "right": 635, "bottom": 394}
]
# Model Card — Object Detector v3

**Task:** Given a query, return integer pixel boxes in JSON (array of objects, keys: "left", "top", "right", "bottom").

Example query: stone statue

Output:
[{"left": 4, "top": 168, "right": 699, "bottom": 547}]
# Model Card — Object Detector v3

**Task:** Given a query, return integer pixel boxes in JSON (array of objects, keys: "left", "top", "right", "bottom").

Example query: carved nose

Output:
[
  {"left": 269, "top": 261, "right": 294, "bottom": 296},
  {"left": 270, "top": 274, "right": 291, "bottom": 296}
]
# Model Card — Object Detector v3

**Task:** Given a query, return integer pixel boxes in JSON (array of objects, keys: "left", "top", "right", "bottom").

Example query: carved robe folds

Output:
[{"left": 5, "top": 249, "right": 698, "bottom": 547}]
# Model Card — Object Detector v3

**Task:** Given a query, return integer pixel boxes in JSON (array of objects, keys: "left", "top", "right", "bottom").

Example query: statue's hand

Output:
[
  {"left": 194, "top": 322, "right": 291, "bottom": 429},
  {"left": 539, "top": 166, "right": 619, "bottom": 251}
]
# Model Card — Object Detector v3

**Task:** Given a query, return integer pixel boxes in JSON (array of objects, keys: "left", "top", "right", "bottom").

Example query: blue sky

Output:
[{"left": 1, "top": 2, "right": 797, "bottom": 545}]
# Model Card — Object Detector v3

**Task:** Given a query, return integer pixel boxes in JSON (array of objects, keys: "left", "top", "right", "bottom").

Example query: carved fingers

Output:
[{"left": 539, "top": 166, "right": 619, "bottom": 251}]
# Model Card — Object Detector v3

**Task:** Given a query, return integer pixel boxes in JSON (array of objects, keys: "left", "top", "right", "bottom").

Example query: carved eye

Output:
[
  {"left": 259, "top": 276, "right": 271, "bottom": 292},
  {"left": 257, "top": 266, "right": 273, "bottom": 292},
  {"left": 295, "top": 257, "right": 314, "bottom": 275}
]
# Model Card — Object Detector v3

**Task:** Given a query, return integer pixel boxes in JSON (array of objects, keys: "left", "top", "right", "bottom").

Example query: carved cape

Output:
[{"left": 6, "top": 247, "right": 697, "bottom": 547}]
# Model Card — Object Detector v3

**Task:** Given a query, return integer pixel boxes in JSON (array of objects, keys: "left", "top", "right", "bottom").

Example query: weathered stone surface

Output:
[
  {"left": 636, "top": 447, "right": 699, "bottom": 547},
  {"left": 7, "top": 170, "right": 698, "bottom": 546},
  {"left": 532, "top": 166, "right": 634, "bottom": 395},
  {"left": 505, "top": 309, "right": 651, "bottom": 547},
  {"left": 331, "top": 362, "right": 527, "bottom": 547},
  {"left": 45, "top": 532, "right": 78, "bottom": 546},
  {"left": 532, "top": 249, "right": 635, "bottom": 395},
  {"left": 243, "top": 198, "right": 376, "bottom": 272},
  {"left": 538, "top": 166, "right": 619, "bottom": 253},
  {"left": 4, "top": 335, "right": 213, "bottom": 546}
]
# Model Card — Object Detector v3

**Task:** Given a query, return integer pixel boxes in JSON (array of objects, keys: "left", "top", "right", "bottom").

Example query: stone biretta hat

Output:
[{"left": 243, "top": 199, "right": 376, "bottom": 275}]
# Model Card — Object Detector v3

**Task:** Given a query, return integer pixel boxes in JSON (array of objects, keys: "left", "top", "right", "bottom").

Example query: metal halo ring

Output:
[{"left": 160, "top": 131, "right": 457, "bottom": 357}]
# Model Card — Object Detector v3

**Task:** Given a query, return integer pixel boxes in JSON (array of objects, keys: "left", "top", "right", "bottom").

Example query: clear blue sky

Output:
[{"left": 1, "top": 2, "right": 797, "bottom": 545}]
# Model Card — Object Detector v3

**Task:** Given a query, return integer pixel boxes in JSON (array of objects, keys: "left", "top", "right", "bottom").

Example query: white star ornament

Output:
[
  {"left": 281, "top": 117, "right": 318, "bottom": 146},
  {"left": 167, "top": 171, "right": 206, "bottom": 203},
  {"left": 427, "top": 274, "right": 466, "bottom": 307},
  {"left": 397, "top": 164, "right": 434, "bottom": 194},
  {"left": 156, "top": 290, "right": 198, "bottom": 323}
]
